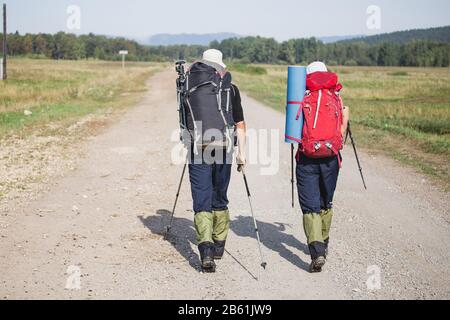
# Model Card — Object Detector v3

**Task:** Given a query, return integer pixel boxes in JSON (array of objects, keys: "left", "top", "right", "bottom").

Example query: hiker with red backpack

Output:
[{"left": 296, "top": 61, "right": 349, "bottom": 273}]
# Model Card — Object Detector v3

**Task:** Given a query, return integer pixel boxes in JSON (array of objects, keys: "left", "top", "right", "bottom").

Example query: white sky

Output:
[{"left": 5, "top": 0, "right": 450, "bottom": 40}]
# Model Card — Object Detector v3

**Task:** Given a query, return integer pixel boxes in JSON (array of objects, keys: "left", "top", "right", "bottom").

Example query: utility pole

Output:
[{"left": 2, "top": 3, "right": 6, "bottom": 80}]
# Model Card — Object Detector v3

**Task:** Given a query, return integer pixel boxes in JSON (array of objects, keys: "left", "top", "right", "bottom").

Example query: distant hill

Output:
[
  {"left": 139, "top": 26, "right": 450, "bottom": 46},
  {"left": 144, "top": 33, "right": 241, "bottom": 46},
  {"left": 341, "top": 25, "right": 450, "bottom": 44},
  {"left": 318, "top": 35, "right": 364, "bottom": 44}
]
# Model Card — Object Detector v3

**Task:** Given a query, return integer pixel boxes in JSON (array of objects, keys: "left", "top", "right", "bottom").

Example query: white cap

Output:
[
  {"left": 307, "top": 61, "right": 328, "bottom": 74},
  {"left": 202, "top": 49, "right": 227, "bottom": 69}
]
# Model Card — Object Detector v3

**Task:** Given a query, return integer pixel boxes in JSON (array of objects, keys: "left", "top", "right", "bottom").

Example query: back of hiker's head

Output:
[
  {"left": 307, "top": 61, "right": 328, "bottom": 75},
  {"left": 202, "top": 49, "right": 227, "bottom": 69}
]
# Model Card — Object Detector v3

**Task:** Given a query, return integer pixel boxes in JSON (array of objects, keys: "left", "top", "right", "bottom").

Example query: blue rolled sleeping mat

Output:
[{"left": 285, "top": 66, "right": 307, "bottom": 144}]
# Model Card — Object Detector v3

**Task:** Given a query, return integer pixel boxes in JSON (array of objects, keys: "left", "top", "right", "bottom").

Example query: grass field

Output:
[
  {"left": 0, "top": 58, "right": 161, "bottom": 138},
  {"left": 230, "top": 64, "right": 450, "bottom": 189}
]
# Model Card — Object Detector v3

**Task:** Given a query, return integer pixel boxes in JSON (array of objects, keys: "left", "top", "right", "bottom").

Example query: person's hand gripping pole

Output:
[{"left": 236, "top": 121, "right": 247, "bottom": 172}]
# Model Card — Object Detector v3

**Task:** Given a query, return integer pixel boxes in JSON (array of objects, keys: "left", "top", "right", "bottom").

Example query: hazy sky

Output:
[{"left": 5, "top": 0, "right": 450, "bottom": 40}]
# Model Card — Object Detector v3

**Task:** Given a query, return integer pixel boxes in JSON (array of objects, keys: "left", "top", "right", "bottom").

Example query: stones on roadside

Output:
[{"left": 72, "top": 205, "right": 80, "bottom": 214}]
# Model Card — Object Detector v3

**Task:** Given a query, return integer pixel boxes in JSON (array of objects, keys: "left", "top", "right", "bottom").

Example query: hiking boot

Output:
[
  {"left": 202, "top": 256, "right": 216, "bottom": 273},
  {"left": 198, "top": 242, "right": 216, "bottom": 273},
  {"left": 214, "top": 240, "right": 226, "bottom": 260},
  {"left": 309, "top": 256, "right": 326, "bottom": 273}
]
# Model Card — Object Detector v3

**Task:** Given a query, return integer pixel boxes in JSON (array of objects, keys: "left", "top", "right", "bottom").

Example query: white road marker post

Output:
[{"left": 119, "top": 50, "right": 128, "bottom": 69}]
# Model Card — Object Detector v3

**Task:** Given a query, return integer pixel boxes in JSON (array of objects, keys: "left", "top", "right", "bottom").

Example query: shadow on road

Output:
[
  {"left": 138, "top": 209, "right": 201, "bottom": 272},
  {"left": 230, "top": 215, "right": 310, "bottom": 271},
  {"left": 138, "top": 211, "right": 311, "bottom": 273}
]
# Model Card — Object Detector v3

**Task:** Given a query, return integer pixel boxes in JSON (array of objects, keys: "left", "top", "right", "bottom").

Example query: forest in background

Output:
[{"left": 1, "top": 26, "right": 449, "bottom": 67}]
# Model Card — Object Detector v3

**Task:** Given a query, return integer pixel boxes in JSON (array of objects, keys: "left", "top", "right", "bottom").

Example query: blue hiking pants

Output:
[
  {"left": 189, "top": 149, "right": 233, "bottom": 213},
  {"left": 296, "top": 154, "right": 340, "bottom": 214}
]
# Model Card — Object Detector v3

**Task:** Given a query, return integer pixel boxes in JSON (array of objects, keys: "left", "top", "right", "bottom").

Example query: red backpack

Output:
[{"left": 297, "top": 71, "right": 344, "bottom": 159}]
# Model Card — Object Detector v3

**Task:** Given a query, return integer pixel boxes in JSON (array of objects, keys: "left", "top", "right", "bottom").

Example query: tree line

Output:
[
  {"left": 342, "top": 26, "right": 450, "bottom": 45},
  {"left": 1, "top": 31, "right": 449, "bottom": 67}
]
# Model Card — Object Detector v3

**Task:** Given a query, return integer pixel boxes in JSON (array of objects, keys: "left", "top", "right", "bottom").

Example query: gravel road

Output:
[{"left": 1, "top": 69, "right": 449, "bottom": 300}]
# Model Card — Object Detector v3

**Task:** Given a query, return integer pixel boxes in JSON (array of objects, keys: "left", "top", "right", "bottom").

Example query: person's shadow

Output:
[
  {"left": 139, "top": 210, "right": 261, "bottom": 278},
  {"left": 230, "top": 215, "right": 311, "bottom": 271},
  {"left": 138, "top": 210, "right": 202, "bottom": 271},
  {"left": 139, "top": 211, "right": 311, "bottom": 273}
]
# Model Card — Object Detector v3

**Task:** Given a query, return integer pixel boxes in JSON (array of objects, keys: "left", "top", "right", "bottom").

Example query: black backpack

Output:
[{"left": 182, "top": 62, "right": 235, "bottom": 151}]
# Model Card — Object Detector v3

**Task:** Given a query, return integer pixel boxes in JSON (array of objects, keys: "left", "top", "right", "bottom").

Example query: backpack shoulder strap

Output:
[{"left": 231, "top": 84, "right": 237, "bottom": 97}]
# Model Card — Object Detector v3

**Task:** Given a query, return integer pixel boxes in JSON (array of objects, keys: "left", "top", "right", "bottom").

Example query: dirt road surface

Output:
[{"left": 1, "top": 69, "right": 449, "bottom": 300}]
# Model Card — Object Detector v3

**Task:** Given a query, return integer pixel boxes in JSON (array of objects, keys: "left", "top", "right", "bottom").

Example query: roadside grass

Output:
[
  {"left": 232, "top": 65, "right": 450, "bottom": 189},
  {"left": 229, "top": 64, "right": 268, "bottom": 75},
  {"left": 388, "top": 71, "right": 409, "bottom": 76},
  {"left": 0, "top": 58, "right": 162, "bottom": 138}
]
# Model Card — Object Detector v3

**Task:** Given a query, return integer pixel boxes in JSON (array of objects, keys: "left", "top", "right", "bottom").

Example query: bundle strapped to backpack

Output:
[
  {"left": 181, "top": 62, "right": 235, "bottom": 153},
  {"left": 297, "top": 71, "right": 344, "bottom": 159}
]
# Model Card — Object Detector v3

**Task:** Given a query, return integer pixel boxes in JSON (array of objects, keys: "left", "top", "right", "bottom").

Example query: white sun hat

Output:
[
  {"left": 307, "top": 61, "right": 328, "bottom": 74},
  {"left": 202, "top": 49, "right": 227, "bottom": 69}
]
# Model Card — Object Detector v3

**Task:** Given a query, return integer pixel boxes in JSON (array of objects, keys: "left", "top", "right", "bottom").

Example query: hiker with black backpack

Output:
[
  {"left": 295, "top": 62, "right": 350, "bottom": 273},
  {"left": 181, "top": 49, "right": 247, "bottom": 273}
]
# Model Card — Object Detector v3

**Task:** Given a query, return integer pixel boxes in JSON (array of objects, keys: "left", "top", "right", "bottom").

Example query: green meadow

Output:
[{"left": 0, "top": 59, "right": 160, "bottom": 138}]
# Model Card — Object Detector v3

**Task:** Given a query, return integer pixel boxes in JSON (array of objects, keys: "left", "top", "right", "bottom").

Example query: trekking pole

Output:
[
  {"left": 291, "top": 144, "right": 295, "bottom": 208},
  {"left": 241, "top": 168, "right": 267, "bottom": 270},
  {"left": 346, "top": 122, "right": 367, "bottom": 190},
  {"left": 164, "top": 156, "right": 189, "bottom": 239}
]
